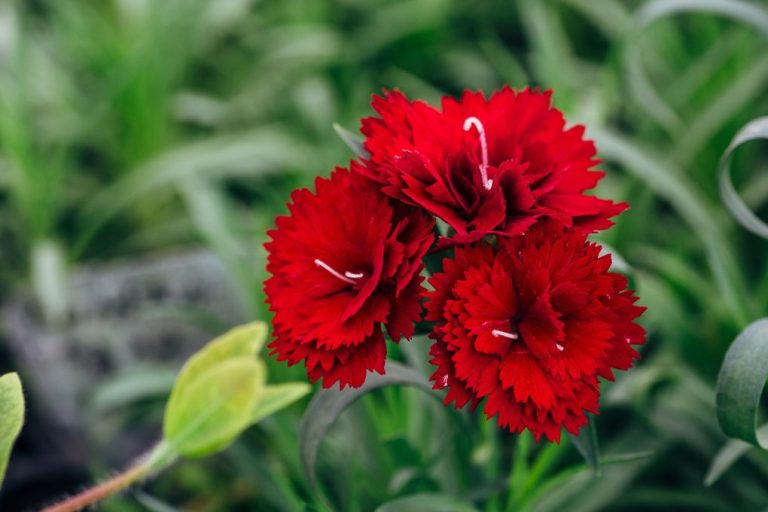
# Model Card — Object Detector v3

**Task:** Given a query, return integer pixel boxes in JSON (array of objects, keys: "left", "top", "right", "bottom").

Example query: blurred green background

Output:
[{"left": 1, "top": 0, "right": 768, "bottom": 510}]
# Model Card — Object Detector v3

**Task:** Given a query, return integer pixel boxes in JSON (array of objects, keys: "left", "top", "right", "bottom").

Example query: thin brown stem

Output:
[{"left": 40, "top": 461, "right": 149, "bottom": 512}]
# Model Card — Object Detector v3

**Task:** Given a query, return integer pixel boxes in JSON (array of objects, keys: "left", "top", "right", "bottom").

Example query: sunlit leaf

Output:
[
  {"left": 164, "top": 357, "right": 265, "bottom": 458},
  {"left": 715, "top": 319, "right": 768, "bottom": 451},
  {"left": 718, "top": 117, "right": 768, "bottom": 238},
  {"left": 165, "top": 321, "right": 267, "bottom": 421},
  {"left": 251, "top": 382, "right": 312, "bottom": 425},
  {"left": 299, "top": 362, "right": 435, "bottom": 487},
  {"left": 0, "top": 373, "right": 24, "bottom": 488}
]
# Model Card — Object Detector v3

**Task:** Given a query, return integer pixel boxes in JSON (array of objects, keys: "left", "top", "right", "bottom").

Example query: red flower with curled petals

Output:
[
  {"left": 265, "top": 167, "right": 434, "bottom": 388},
  {"left": 355, "top": 87, "right": 626, "bottom": 249},
  {"left": 426, "top": 222, "right": 645, "bottom": 441}
]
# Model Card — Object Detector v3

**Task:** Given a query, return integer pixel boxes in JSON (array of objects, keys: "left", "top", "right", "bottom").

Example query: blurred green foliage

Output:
[{"left": 1, "top": 0, "right": 768, "bottom": 510}]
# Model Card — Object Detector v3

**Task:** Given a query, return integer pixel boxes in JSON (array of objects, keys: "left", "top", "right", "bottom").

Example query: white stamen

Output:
[
  {"left": 492, "top": 329, "right": 518, "bottom": 340},
  {"left": 463, "top": 116, "right": 493, "bottom": 190},
  {"left": 441, "top": 375, "right": 449, "bottom": 388},
  {"left": 314, "top": 259, "right": 361, "bottom": 285},
  {"left": 556, "top": 343, "right": 565, "bottom": 352}
]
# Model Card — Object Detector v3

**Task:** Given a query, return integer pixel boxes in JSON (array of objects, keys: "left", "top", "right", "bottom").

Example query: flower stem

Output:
[
  {"left": 40, "top": 459, "right": 150, "bottom": 512},
  {"left": 505, "top": 431, "right": 533, "bottom": 512}
]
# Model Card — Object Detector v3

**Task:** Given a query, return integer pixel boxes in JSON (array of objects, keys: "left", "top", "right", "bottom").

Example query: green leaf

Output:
[
  {"left": 375, "top": 493, "right": 478, "bottom": 512},
  {"left": 674, "top": 57, "right": 768, "bottom": 167},
  {"left": 299, "top": 362, "right": 435, "bottom": 487},
  {"left": 715, "top": 319, "right": 768, "bottom": 448},
  {"left": 165, "top": 322, "right": 267, "bottom": 421},
  {"left": 75, "top": 129, "right": 311, "bottom": 255},
  {"left": 89, "top": 365, "right": 177, "bottom": 416},
  {"left": 0, "top": 373, "right": 25, "bottom": 488},
  {"left": 626, "top": 0, "right": 768, "bottom": 132},
  {"left": 332, "top": 123, "right": 369, "bottom": 158},
  {"left": 569, "top": 414, "right": 601, "bottom": 475},
  {"left": 179, "top": 177, "right": 261, "bottom": 314},
  {"left": 163, "top": 357, "right": 265, "bottom": 458},
  {"left": 31, "top": 240, "right": 68, "bottom": 324},
  {"left": 635, "top": 0, "right": 768, "bottom": 35},
  {"left": 134, "top": 491, "right": 182, "bottom": 512},
  {"left": 704, "top": 433, "right": 756, "bottom": 486},
  {"left": 251, "top": 382, "right": 312, "bottom": 425},
  {"left": 599, "top": 243, "right": 632, "bottom": 275},
  {"left": 719, "top": 117, "right": 768, "bottom": 238},
  {"left": 593, "top": 128, "right": 752, "bottom": 325}
]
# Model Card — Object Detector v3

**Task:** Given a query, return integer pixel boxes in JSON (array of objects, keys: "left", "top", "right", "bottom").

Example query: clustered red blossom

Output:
[{"left": 265, "top": 87, "right": 646, "bottom": 441}]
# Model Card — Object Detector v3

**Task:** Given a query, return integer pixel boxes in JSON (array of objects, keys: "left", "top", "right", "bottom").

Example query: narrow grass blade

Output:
[
  {"left": 626, "top": 0, "right": 768, "bottom": 131},
  {"left": 333, "top": 123, "right": 369, "bottom": 158},
  {"left": 569, "top": 414, "right": 601, "bottom": 475},
  {"left": 719, "top": 117, "right": 768, "bottom": 238}
]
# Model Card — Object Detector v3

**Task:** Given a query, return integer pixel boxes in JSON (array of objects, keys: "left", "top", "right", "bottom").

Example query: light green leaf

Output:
[
  {"left": 569, "top": 414, "right": 601, "bottom": 475},
  {"left": 0, "top": 373, "right": 24, "bottom": 488},
  {"left": 251, "top": 382, "right": 312, "bottom": 425},
  {"left": 719, "top": 117, "right": 768, "bottom": 238},
  {"left": 163, "top": 357, "right": 265, "bottom": 458},
  {"left": 299, "top": 362, "right": 435, "bottom": 487},
  {"left": 375, "top": 493, "right": 478, "bottom": 512},
  {"left": 715, "top": 319, "right": 768, "bottom": 449},
  {"left": 332, "top": 123, "right": 369, "bottom": 158},
  {"left": 165, "top": 322, "right": 267, "bottom": 421}
]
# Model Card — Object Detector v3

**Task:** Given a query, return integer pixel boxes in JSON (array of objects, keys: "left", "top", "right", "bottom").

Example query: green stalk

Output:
[{"left": 505, "top": 431, "right": 533, "bottom": 512}]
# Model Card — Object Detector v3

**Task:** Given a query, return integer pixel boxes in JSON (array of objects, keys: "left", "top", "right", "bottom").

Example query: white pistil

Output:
[
  {"left": 463, "top": 116, "right": 493, "bottom": 191},
  {"left": 492, "top": 329, "right": 518, "bottom": 340},
  {"left": 556, "top": 343, "right": 565, "bottom": 352},
  {"left": 314, "top": 259, "right": 361, "bottom": 285}
]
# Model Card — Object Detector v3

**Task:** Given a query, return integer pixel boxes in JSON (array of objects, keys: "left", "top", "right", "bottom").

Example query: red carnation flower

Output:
[
  {"left": 265, "top": 167, "right": 434, "bottom": 388},
  {"left": 354, "top": 88, "right": 626, "bottom": 248},
  {"left": 426, "top": 222, "right": 645, "bottom": 441}
]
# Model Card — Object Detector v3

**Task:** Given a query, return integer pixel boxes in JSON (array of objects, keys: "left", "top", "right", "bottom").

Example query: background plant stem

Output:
[{"left": 40, "top": 459, "right": 150, "bottom": 512}]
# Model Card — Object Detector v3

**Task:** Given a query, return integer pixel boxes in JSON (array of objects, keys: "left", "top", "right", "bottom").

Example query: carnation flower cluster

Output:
[{"left": 265, "top": 87, "right": 646, "bottom": 441}]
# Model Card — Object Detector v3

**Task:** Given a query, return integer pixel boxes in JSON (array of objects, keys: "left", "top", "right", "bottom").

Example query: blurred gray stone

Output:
[{"left": 2, "top": 250, "right": 249, "bottom": 431}]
